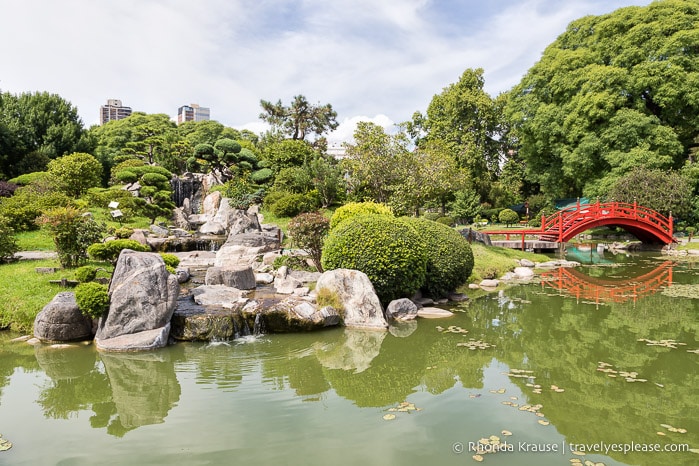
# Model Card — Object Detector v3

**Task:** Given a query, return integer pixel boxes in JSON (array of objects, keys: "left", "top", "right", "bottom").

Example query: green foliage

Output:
[
  {"left": 448, "top": 188, "right": 482, "bottom": 222},
  {"left": 321, "top": 214, "right": 427, "bottom": 303},
  {"left": 288, "top": 212, "right": 330, "bottom": 272},
  {"left": 0, "top": 217, "right": 18, "bottom": 263},
  {"left": 268, "top": 192, "right": 316, "bottom": 218},
  {"left": 75, "top": 282, "right": 109, "bottom": 319},
  {"left": 250, "top": 168, "right": 274, "bottom": 184},
  {"left": 112, "top": 164, "right": 174, "bottom": 224},
  {"left": 8, "top": 172, "right": 51, "bottom": 186},
  {"left": 259, "top": 95, "right": 339, "bottom": 141},
  {"left": 36, "top": 207, "right": 106, "bottom": 268},
  {"left": 423, "top": 212, "right": 441, "bottom": 221},
  {"left": 272, "top": 254, "right": 316, "bottom": 272},
  {"left": 436, "top": 216, "right": 454, "bottom": 226},
  {"left": 329, "top": 201, "right": 393, "bottom": 229},
  {"left": 273, "top": 166, "right": 313, "bottom": 193},
  {"left": 505, "top": 1, "right": 698, "bottom": 198},
  {"left": 315, "top": 287, "right": 344, "bottom": 316},
  {"left": 87, "top": 239, "right": 149, "bottom": 264},
  {"left": 113, "top": 227, "right": 134, "bottom": 239},
  {"left": 261, "top": 139, "right": 315, "bottom": 172},
  {"left": 75, "top": 266, "right": 98, "bottom": 283},
  {"left": 212, "top": 177, "right": 264, "bottom": 210},
  {"left": 401, "top": 217, "right": 474, "bottom": 298},
  {"left": 47, "top": 152, "right": 103, "bottom": 197},
  {"left": 608, "top": 167, "right": 691, "bottom": 217},
  {"left": 159, "top": 252, "right": 180, "bottom": 270},
  {"left": 498, "top": 208, "right": 520, "bottom": 227}
]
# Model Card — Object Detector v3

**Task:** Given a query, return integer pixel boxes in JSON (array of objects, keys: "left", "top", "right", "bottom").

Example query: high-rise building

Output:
[
  {"left": 177, "top": 103, "right": 210, "bottom": 124},
  {"left": 99, "top": 99, "right": 132, "bottom": 125}
]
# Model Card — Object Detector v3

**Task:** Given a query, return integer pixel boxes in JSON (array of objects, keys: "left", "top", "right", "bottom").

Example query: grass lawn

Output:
[
  {"left": 16, "top": 230, "right": 56, "bottom": 251},
  {"left": 0, "top": 259, "right": 113, "bottom": 333},
  {"left": 467, "top": 243, "right": 550, "bottom": 283}
]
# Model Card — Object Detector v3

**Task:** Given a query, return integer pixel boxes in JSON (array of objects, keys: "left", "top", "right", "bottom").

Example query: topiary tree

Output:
[
  {"left": 75, "top": 282, "right": 110, "bottom": 319},
  {"left": 288, "top": 212, "right": 330, "bottom": 272},
  {"left": 401, "top": 217, "right": 474, "bottom": 298},
  {"left": 87, "top": 239, "right": 149, "bottom": 264},
  {"left": 329, "top": 201, "right": 393, "bottom": 229},
  {"left": 321, "top": 214, "right": 427, "bottom": 303},
  {"left": 37, "top": 207, "right": 106, "bottom": 268},
  {"left": 499, "top": 208, "right": 520, "bottom": 227},
  {"left": 113, "top": 165, "right": 175, "bottom": 224},
  {"left": 75, "top": 265, "right": 98, "bottom": 283},
  {"left": 47, "top": 152, "right": 103, "bottom": 198}
]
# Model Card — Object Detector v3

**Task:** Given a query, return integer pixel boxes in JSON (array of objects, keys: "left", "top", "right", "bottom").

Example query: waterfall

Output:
[{"left": 253, "top": 314, "right": 266, "bottom": 336}]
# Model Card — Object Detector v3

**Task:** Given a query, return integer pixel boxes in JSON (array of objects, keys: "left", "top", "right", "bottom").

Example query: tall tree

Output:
[
  {"left": 0, "top": 91, "right": 85, "bottom": 178},
  {"left": 505, "top": 0, "right": 699, "bottom": 199},
  {"left": 411, "top": 69, "right": 505, "bottom": 199},
  {"left": 259, "top": 95, "right": 339, "bottom": 141}
]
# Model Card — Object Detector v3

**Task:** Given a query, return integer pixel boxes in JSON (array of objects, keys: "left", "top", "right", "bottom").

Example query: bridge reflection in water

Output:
[{"left": 540, "top": 261, "right": 674, "bottom": 305}]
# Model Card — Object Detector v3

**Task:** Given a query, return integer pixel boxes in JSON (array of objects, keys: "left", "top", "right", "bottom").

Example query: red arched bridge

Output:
[
  {"left": 486, "top": 201, "right": 675, "bottom": 245},
  {"left": 539, "top": 261, "right": 674, "bottom": 304}
]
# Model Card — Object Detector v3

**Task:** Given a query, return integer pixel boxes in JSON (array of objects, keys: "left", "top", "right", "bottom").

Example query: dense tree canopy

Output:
[
  {"left": 505, "top": 0, "right": 699, "bottom": 199},
  {"left": 0, "top": 91, "right": 85, "bottom": 178}
]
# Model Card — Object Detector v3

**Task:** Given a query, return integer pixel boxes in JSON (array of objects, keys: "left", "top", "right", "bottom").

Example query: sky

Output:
[{"left": 0, "top": 0, "right": 653, "bottom": 142}]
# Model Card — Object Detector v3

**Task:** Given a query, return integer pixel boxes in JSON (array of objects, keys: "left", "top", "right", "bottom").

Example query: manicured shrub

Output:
[
  {"left": 114, "top": 227, "right": 135, "bottom": 239},
  {"left": 401, "top": 217, "right": 474, "bottom": 298},
  {"left": 87, "top": 239, "right": 149, "bottom": 264},
  {"left": 268, "top": 192, "right": 317, "bottom": 218},
  {"left": 288, "top": 212, "right": 330, "bottom": 272},
  {"left": 250, "top": 168, "right": 274, "bottom": 184},
  {"left": 436, "top": 216, "right": 455, "bottom": 226},
  {"left": 37, "top": 207, "right": 106, "bottom": 268},
  {"left": 321, "top": 214, "right": 427, "bottom": 303},
  {"left": 8, "top": 172, "right": 50, "bottom": 186},
  {"left": 47, "top": 153, "right": 103, "bottom": 198},
  {"left": 159, "top": 252, "right": 180, "bottom": 269},
  {"left": 272, "top": 254, "right": 316, "bottom": 272},
  {"left": 423, "top": 212, "right": 441, "bottom": 221},
  {"left": 0, "top": 217, "right": 18, "bottom": 263},
  {"left": 75, "top": 265, "right": 98, "bottom": 283},
  {"left": 329, "top": 201, "right": 393, "bottom": 229},
  {"left": 75, "top": 282, "right": 109, "bottom": 319},
  {"left": 498, "top": 208, "right": 520, "bottom": 227}
]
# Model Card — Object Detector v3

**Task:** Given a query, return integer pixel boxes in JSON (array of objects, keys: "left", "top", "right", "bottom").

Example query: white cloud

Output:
[
  {"left": 328, "top": 114, "right": 395, "bottom": 143},
  {"left": 0, "top": 0, "right": 651, "bottom": 139}
]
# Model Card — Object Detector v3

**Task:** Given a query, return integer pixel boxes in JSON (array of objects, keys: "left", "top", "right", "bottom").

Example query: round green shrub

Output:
[
  {"left": 75, "top": 282, "right": 109, "bottom": 319},
  {"left": 498, "top": 208, "right": 520, "bottom": 226},
  {"left": 115, "top": 170, "right": 138, "bottom": 184},
  {"left": 88, "top": 239, "right": 149, "bottom": 263},
  {"left": 401, "top": 217, "right": 474, "bottom": 298},
  {"left": 75, "top": 265, "right": 98, "bottom": 283},
  {"left": 251, "top": 168, "right": 274, "bottom": 184},
  {"left": 0, "top": 217, "right": 18, "bottom": 263},
  {"left": 159, "top": 252, "right": 180, "bottom": 270},
  {"left": 423, "top": 212, "right": 441, "bottom": 221},
  {"left": 269, "top": 192, "right": 319, "bottom": 218},
  {"left": 321, "top": 214, "right": 427, "bottom": 303},
  {"left": 114, "top": 227, "right": 135, "bottom": 239},
  {"left": 329, "top": 201, "right": 393, "bottom": 229},
  {"left": 436, "top": 216, "right": 454, "bottom": 226}
]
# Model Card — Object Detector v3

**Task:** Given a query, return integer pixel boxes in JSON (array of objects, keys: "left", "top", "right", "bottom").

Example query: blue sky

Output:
[{"left": 0, "top": 0, "right": 652, "bottom": 141}]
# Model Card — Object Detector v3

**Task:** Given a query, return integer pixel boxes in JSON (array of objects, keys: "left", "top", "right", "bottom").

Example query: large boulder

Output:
[
  {"left": 205, "top": 265, "right": 256, "bottom": 290},
  {"left": 315, "top": 269, "right": 387, "bottom": 329},
  {"left": 386, "top": 298, "right": 418, "bottom": 321},
  {"left": 190, "top": 285, "right": 249, "bottom": 308},
  {"left": 459, "top": 228, "right": 492, "bottom": 246},
  {"left": 95, "top": 250, "right": 179, "bottom": 351},
  {"left": 227, "top": 209, "right": 261, "bottom": 236},
  {"left": 257, "top": 300, "right": 341, "bottom": 332},
  {"left": 214, "top": 233, "right": 281, "bottom": 266},
  {"left": 34, "top": 292, "right": 93, "bottom": 342}
]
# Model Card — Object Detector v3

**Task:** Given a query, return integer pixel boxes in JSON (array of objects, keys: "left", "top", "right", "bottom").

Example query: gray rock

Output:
[
  {"left": 293, "top": 287, "right": 310, "bottom": 297},
  {"left": 255, "top": 272, "right": 274, "bottom": 285},
  {"left": 315, "top": 269, "right": 387, "bottom": 329},
  {"left": 129, "top": 229, "right": 149, "bottom": 246},
  {"left": 513, "top": 266, "right": 535, "bottom": 279},
  {"left": 187, "top": 214, "right": 208, "bottom": 226},
  {"left": 175, "top": 267, "right": 190, "bottom": 284},
  {"left": 198, "top": 221, "right": 227, "bottom": 235},
  {"left": 519, "top": 259, "right": 536, "bottom": 267},
  {"left": 205, "top": 265, "right": 256, "bottom": 290},
  {"left": 191, "top": 285, "right": 248, "bottom": 308},
  {"left": 500, "top": 272, "right": 517, "bottom": 281},
  {"left": 479, "top": 279, "right": 500, "bottom": 288},
  {"left": 202, "top": 191, "right": 222, "bottom": 216},
  {"left": 274, "top": 275, "right": 302, "bottom": 294},
  {"left": 260, "top": 300, "right": 341, "bottom": 332},
  {"left": 263, "top": 251, "right": 281, "bottom": 265},
  {"left": 149, "top": 224, "right": 169, "bottom": 237},
  {"left": 386, "top": 298, "right": 418, "bottom": 321},
  {"left": 34, "top": 292, "right": 93, "bottom": 342},
  {"left": 414, "top": 297, "right": 434, "bottom": 306},
  {"left": 389, "top": 320, "right": 418, "bottom": 338},
  {"left": 468, "top": 283, "right": 481, "bottom": 290},
  {"left": 226, "top": 208, "right": 261, "bottom": 236},
  {"left": 95, "top": 250, "right": 179, "bottom": 351},
  {"left": 288, "top": 270, "right": 322, "bottom": 284},
  {"left": 172, "top": 208, "right": 191, "bottom": 231},
  {"left": 417, "top": 307, "right": 454, "bottom": 319},
  {"left": 448, "top": 292, "right": 469, "bottom": 302},
  {"left": 459, "top": 227, "right": 492, "bottom": 246}
]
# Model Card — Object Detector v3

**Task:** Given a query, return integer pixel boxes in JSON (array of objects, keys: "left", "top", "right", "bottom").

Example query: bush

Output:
[
  {"left": 8, "top": 172, "right": 51, "bottom": 186},
  {"left": 75, "top": 265, "right": 98, "bottom": 283},
  {"left": 87, "top": 239, "right": 149, "bottom": 264},
  {"left": 114, "top": 227, "right": 135, "bottom": 239},
  {"left": 481, "top": 208, "right": 503, "bottom": 223},
  {"left": 329, "top": 201, "right": 393, "bottom": 229},
  {"left": 0, "top": 185, "right": 73, "bottom": 231},
  {"left": 0, "top": 217, "right": 18, "bottom": 263},
  {"left": 436, "top": 216, "right": 454, "bottom": 226},
  {"left": 268, "top": 192, "right": 318, "bottom": 218},
  {"left": 37, "top": 207, "right": 106, "bottom": 268},
  {"left": 47, "top": 153, "right": 103, "bottom": 198},
  {"left": 250, "top": 168, "right": 274, "bottom": 184},
  {"left": 272, "top": 254, "right": 316, "bottom": 272},
  {"left": 401, "top": 217, "right": 474, "bottom": 298},
  {"left": 159, "top": 252, "right": 180, "bottom": 269},
  {"left": 75, "top": 282, "right": 109, "bottom": 319},
  {"left": 423, "top": 212, "right": 441, "bottom": 221},
  {"left": 498, "top": 208, "right": 520, "bottom": 227},
  {"left": 0, "top": 181, "right": 18, "bottom": 198},
  {"left": 288, "top": 212, "right": 330, "bottom": 272},
  {"left": 321, "top": 214, "right": 427, "bottom": 303}
]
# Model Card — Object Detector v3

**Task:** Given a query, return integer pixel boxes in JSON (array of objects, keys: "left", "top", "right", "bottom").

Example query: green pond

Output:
[{"left": 0, "top": 249, "right": 697, "bottom": 466}]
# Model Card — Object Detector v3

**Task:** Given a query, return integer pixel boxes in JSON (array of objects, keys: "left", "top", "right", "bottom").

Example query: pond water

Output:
[{"left": 0, "top": 249, "right": 697, "bottom": 466}]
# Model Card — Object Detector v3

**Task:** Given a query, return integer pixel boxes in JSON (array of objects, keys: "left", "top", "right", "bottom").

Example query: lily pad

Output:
[{"left": 382, "top": 414, "right": 396, "bottom": 421}]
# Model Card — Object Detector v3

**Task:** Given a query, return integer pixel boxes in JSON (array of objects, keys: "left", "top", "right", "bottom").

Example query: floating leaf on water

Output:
[
  {"left": 571, "top": 450, "right": 585, "bottom": 456},
  {"left": 501, "top": 430, "right": 512, "bottom": 436},
  {"left": 660, "top": 423, "right": 673, "bottom": 429},
  {"left": 538, "top": 420, "right": 550, "bottom": 426},
  {"left": 657, "top": 431, "right": 666, "bottom": 436},
  {"left": 677, "top": 428, "right": 687, "bottom": 433},
  {"left": 497, "top": 388, "right": 506, "bottom": 394},
  {"left": 382, "top": 414, "right": 396, "bottom": 421},
  {"left": 668, "top": 427, "right": 679, "bottom": 432},
  {"left": 555, "top": 388, "right": 565, "bottom": 393},
  {"left": 510, "top": 396, "right": 518, "bottom": 400},
  {"left": 585, "top": 461, "right": 595, "bottom": 466},
  {"left": 688, "top": 448, "right": 699, "bottom": 454},
  {"left": 607, "top": 374, "right": 617, "bottom": 378},
  {"left": 472, "top": 454, "right": 484, "bottom": 462},
  {"left": 570, "top": 459, "right": 582, "bottom": 464},
  {"left": 655, "top": 383, "right": 664, "bottom": 388},
  {"left": 479, "top": 438, "right": 490, "bottom": 445},
  {"left": 388, "top": 408, "right": 397, "bottom": 412}
]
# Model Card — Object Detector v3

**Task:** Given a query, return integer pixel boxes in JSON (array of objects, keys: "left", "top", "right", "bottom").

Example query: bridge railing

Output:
[{"left": 540, "top": 200, "right": 673, "bottom": 241}]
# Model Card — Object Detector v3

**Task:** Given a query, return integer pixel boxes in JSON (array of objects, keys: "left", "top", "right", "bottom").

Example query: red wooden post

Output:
[
  {"left": 669, "top": 211, "right": 673, "bottom": 238},
  {"left": 541, "top": 214, "right": 545, "bottom": 233},
  {"left": 633, "top": 198, "right": 637, "bottom": 218},
  {"left": 558, "top": 211, "right": 563, "bottom": 241},
  {"left": 521, "top": 231, "right": 525, "bottom": 251}
]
